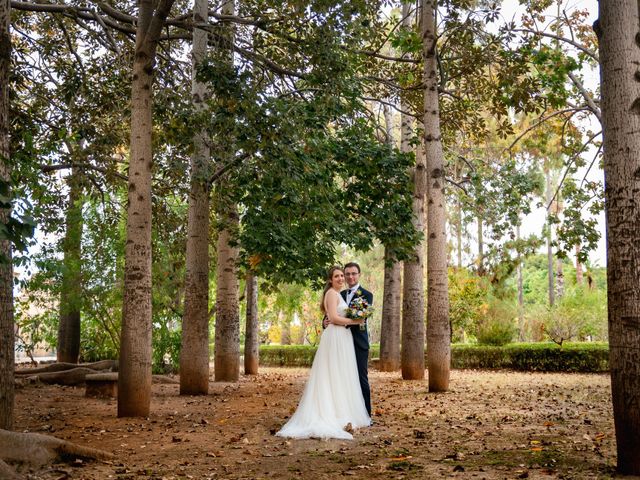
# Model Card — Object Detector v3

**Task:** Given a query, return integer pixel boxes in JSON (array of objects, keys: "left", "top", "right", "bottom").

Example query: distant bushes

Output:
[
  {"left": 451, "top": 342, "right": 609, "bottom": 372},
  {"left": 257, "top": 342, "right": 609, "bottom": 373}
]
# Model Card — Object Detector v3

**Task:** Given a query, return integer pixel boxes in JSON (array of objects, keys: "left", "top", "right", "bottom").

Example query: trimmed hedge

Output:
[
  {"left": 257, "top": 342, "right": 609, "bottom": 373},
  {"left": 451, "top": 342, "right": 609, "bottom": 372}
]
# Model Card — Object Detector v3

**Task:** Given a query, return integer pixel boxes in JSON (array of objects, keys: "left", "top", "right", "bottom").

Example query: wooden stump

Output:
[{"left": 85, "top": 373, "right": 118, "bottom": 398}]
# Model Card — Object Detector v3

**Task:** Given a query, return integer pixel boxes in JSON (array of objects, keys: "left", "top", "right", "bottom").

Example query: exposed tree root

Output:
[
  {"left": 0, "top": 429, "right": 113, "bottom": 477},
  {"left": 25, "top": 367, "right": 102, "bottom": 385},
  {"left": 0, "top": 458, "right": 20, "bottom": 479},
  {"left": 14, "top": 360, "right": 117, "bottom": 376}
]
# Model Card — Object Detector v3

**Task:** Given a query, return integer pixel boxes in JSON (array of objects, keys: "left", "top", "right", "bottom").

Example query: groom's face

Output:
[{"left": 344, "top": 267, "right": 360, "bottom": 288}]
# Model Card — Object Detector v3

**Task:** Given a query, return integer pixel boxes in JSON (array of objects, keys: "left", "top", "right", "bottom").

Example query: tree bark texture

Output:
[
  {"left": 401, "top": 137, "right": 426, "bottom": 380},
  {"left": 214, "top": 0, "right": 240, "bottom": 383},
  {"left": 379, "top": 101, "right": 403, "bottom": 372},
  {"left": 57, "top": 168, "right": 83, "bottom": 364},
  {"left": 244, "top": 272, "right": 259, "bottom": 374},
  {"left": 380, "top": 248, "right": 402, "bottom": 371},
  {"left": 180, "top": 0, "right": 211, "bottom": 396},
  {"left": 118, "top": 0, "right": 175, "bottom": 418},
  {"left": 422, "top": 0, "right": 450, "bottom": 391},
  {"left": 597, "top": 1, "right": 640, "bottom": 473},
  {"left": 0, "top": 0, "right": 13, "bottom": 431},
  {"left": 214, "top": 203, "right": 240, "bottom": 381}
]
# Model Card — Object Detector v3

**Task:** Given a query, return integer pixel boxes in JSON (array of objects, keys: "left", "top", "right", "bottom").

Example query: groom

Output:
[{"left": 341, "top": 262, "right": 373, "bottom": 417}]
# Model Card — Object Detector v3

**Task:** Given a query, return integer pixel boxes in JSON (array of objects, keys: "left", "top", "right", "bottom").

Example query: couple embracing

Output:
[{"left": 276, "top": 262, "right": 373, "bottom": 440}]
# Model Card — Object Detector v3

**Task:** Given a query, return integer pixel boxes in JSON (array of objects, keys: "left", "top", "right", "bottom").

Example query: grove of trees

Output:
[{"left": 0, "top": 0, "right": 638, "bottom": 474}]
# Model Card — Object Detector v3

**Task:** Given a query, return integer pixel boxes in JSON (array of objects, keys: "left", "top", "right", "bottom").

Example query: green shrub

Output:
[
  {"left": 452, "top": 342, "right": 609, "bottom": 372},
  {"left": 258, "top": 342, "right": 609, "bottom": 373}
]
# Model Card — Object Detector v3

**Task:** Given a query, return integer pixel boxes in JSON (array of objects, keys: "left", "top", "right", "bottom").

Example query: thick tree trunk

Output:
[
  {"left": 0, "top": 0, "right": 12, "bottom": 431},
  {"left": 545, "top": 167, "right": 555, "bottom": 307},
  {"left": 244, "top": 272, "right": 259, "bottom": 374},
  {"left": 422, "top": 0, "right": 450, "bottom": 391},
  {"left": 379, "top": 249, "right": 401, "bottom": 371},
  {"left": 401, "top": 139, "right": 426, "bottom": 380},
  {"left": 214, "top": 204, "right": 240, "bottom": 381},
  {"left": 597, "top": 2, "right": 640, "bottom": 473},
  {"left": 57, "top": 169, "right": 82, "bottom": 364},
  {"left": 214, "top": 0, "right": 240, "bottom": 383},
  {"left": 180, "top": 0, "right": 210, "bottom": 396},
  {"left": 118, "top": 0, "right": 175, "bottom": 418}
]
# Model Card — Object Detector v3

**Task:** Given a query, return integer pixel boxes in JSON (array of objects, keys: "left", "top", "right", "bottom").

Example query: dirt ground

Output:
[{"left": 13, "top": 367, "right": 622, "bottom": 479}]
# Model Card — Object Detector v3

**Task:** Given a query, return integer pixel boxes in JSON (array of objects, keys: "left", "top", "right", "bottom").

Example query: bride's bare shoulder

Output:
[{"left": 324, "top": 289, "right": 339, "bottom": 301}]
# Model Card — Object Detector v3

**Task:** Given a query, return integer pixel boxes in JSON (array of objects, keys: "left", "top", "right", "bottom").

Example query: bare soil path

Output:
[{"left": 14, "top": 367, "right": 619, "bottom": 479}]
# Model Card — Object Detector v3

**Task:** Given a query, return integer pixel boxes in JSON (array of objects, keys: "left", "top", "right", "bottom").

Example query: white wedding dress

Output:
[{"left": 276, "top": 295, "right": 370, "bottom": 440}]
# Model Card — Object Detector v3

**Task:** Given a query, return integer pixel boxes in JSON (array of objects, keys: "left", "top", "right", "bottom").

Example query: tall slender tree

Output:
[
  {"left": 214, "top": 0, "right": 240, "bottom": 382},
  {"left": 422, "top": 0, "right": 450, "bottom": 391},
  {"left": 544, "top": 164, "right": 555, "bottom": 307},
  {"left": 597, "top": 0, "right": 640, "bottom": 473},
  {"left": 0, "top": 0, "right": 13, "bottom": 431},
  {"left": 180, "top": 0, "right": 211, "bottom": 396},
  {"left": 379, "top": 103, "right": 402, "bottom": 372},
  {"left": 118, "top": 0, "right": 176, "bottom": 418},
  {"left": 244, "top": 272, "right": 259, "bottom": 374},
  {"left": 57, "top": 168, "right": 83, "bottom": 363}
]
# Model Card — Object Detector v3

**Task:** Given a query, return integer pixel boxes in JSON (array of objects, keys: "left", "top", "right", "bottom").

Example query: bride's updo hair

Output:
[{"left": 320, "top": 266, "right": 343, "bottom": 313}]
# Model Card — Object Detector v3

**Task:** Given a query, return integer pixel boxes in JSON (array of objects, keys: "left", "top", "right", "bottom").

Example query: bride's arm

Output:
[{"left": 325, "top": 291, "right": 362, "bottom": 326}]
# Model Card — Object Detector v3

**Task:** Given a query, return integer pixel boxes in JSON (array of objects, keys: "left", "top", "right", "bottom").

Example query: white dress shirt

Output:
[{"left": 345, "top": 284, "right": 360, "bottom": 305}]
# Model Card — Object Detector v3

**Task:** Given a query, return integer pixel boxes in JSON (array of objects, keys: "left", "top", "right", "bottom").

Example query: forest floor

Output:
[{"left": 13, "top": 367, "right": 624, "bottom": 480}]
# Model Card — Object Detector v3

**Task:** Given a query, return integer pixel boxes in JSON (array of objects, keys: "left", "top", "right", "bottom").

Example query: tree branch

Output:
[
  {"left": 511, "top": 28, "right": 599, "bottom": 62},
  {"left": 40, "top": 163, "right": 127, "bottom": 181},
  {"left": 567, "top": 71, "right": 601, "bottom": 122}
]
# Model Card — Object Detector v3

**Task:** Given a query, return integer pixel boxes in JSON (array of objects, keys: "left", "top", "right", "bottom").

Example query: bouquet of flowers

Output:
[{"left": 346, "top": 295, "right": 374, "bottom": 330}]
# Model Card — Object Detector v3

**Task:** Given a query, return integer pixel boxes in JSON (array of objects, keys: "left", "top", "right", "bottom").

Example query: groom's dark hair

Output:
[{"left": 344, "top": 262, "right": 361, "bottom": 273}]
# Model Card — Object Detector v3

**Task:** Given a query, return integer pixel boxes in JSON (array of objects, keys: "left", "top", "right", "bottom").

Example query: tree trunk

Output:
[
  {"left": 575, "top": 244, "right": 583, "bottom": 286},
  {"left": 118, "top": 0, "right": 175, "bottom": 418},
  {"left": 422, "top": 0, "right": 450, "bottom": 391},
  {"left": 244, "top": 272, "right": 259, "bottom": 374},
  {"left": 555, "top": 195, "right": 564, "bottom": 299},
  {"left": 379, "top": 101, "right": 402, "bottom": 372},
  {"left": 214, "top": 0, "right": 240, "bottom": 383},
  {"left": 516, "top": 225, "right": 525, "bottom": 341},
  {"left": 57, "top": 168, "right": 83, "bottom": 364},
  {"left": 401, "top": 136, "right": 426, "bottom": 380},
  {"left": 556, "top": 257, "right": 564, "bottom": 299},
  {"left": 380, "top": 249, "right": 401, "bottom": 371},
  {"left": 545, "top": 167, "right": 555, "bottom": 307},
  {"left": 597, "top": 2, "right": 640, "bottom": 473},
  {"left": 476, "top": 215, "right": 484, "bottom": 276},
  {"left": 179, "top": 0, "right": 211, "bottom": 396},
  {"left": 0, "top": 0, "right": 13, "bottom": 431},
  {"left": 455, "top": 159, "right": 463, "bottom": 269},
  {"left": 214, "top": 202, "right": 240, "bottom": 382}
]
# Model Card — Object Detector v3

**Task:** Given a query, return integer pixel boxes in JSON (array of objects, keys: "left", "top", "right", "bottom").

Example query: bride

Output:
[{"left": 276, "top": 266, "right": 371, "bottom": 440}]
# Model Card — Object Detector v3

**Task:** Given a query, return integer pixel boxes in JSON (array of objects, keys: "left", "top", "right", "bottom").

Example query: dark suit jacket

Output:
[{"left": 341, "top": 286, "right": 373, "bottom": 352}]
